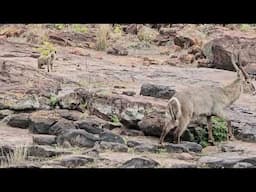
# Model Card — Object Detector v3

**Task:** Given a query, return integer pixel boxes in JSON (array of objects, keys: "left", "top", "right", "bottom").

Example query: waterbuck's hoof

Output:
[{"left": 208, "top": 140, "right": 216, "bottom": 146}]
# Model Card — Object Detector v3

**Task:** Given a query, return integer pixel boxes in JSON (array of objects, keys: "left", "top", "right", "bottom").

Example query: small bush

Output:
[
  {"left": 113, "top": 24, "right": 122, "bottom": 34},
  {"left": 49, "top": 94, "right": 58, "bottom": 107},
  {"left": 192, "top": 116, "right": 228, "bottom": 147},
  {"left": 212, "top": 116, "right": 228, "bottom": 142},
  {"left": 111, "top": 114, "right": 121, "bottom": 125}
]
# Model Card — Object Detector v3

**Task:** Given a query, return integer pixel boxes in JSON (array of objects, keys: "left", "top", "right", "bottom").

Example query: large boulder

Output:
[
  {"left": 10, "top": 94, "right": 40, "bottom": 111},
  {"left": 56, "top": 129, "right": 100, "bottom": 148},
  {"left": 75, "top": 116, "right": 107, "bottom": 134},
  {"left": 140, "top": 83, "right": 176, "bottom": 99},
  {"left": 7, "top": 113, "right": 30, "bottom": 128},
  {"left": 49, "top": 118, "right": 77, "bottom": 135},
  {"left": 99, "top": 131, "right": 126, "bottom": 144},
  {"left": 202, "top": 34, "right": 256, "bottom": 74},
  {"left": 28, "top": 110, "right": 62, "bottom": 134}
]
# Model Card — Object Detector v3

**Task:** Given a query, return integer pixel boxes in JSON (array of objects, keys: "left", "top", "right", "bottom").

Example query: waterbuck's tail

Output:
[{"left": 167, "top": 97, "right": 182, "bottom": 120}]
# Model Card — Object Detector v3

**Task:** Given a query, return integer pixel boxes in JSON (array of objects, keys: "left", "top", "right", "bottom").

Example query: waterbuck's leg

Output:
[
  {"left": 227, "top": 120, "right": 235, "bottom": 141},
  {"left": 207, "top": 116, "right": 215, "bottom": 145},
  {"left": 159, "top": 120, "right": 175, "bottom": 145},
  {"left": 174, "top": 118, "right": 190, "bottom": 144}
]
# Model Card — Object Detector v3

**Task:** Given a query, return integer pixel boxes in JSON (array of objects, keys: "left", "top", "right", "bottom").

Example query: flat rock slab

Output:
[
  {"left": 198, "top": 152, "right": 256, "bottom": 168},
  {"left": 32, "top": 135, "right": 57, "bottom": 146},
  {"left": 134, "top": 144, "right": 159, "bottom": 153},
  {"left": 120, "top": 157, "right": 160, "bottom": 168},
  {"left": 99, "top": 141, "right": 128, "bottom": 152},
  {"left": 27, "top": 145, "right": 71, "bottom": 158},
  {"left": 60, "top": 155, "right": 94, "bottom": 168}
]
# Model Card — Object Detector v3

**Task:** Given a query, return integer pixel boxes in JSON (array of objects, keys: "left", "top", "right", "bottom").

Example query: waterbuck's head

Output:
[{"left": 231, "top": 50, "right": 256, "bottom": 95}]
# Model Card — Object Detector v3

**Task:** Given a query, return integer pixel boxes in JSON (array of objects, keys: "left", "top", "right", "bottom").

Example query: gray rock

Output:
[
  {"left": 99, "top": 131, "right": 125, "bottom": 144},
  {"left": 120, "top": 157, "right": 160, "bottom": 168},
  {"left": 60, "top": 155, "right": 94, "bottom": 168},
  {"left": 120, "top": 129, "right": 145, "bottom": 136},
  {"left": 27, "top": 145, "right": 71, "bottom": 158},
  {"left": 82, "top": 148, "right": 100, "bottom": 158},
  {"left": 28, "top": 111, "right": 61, "bottom": 134},
  {"left": 49, "top": 118, "right": 77, "bottom": 135},
  {"left": 181, "top": 141, "right": 202, "bottom": 153},
  {"left": 140, "top": 83, "right": 175, "bottom": 99},
  {"left": 232, "top": 162, "right": 255, "bottom": 168},
  {"left": 134, "top": 144, "right": 159, "bottom": 153},
  {"left": 75, "top": 116, "right": 106, "bottom": 134},
  {"left": 106, "top": 45, "right": 128, "bottom": 56},
  {"left": 56, "top": 129, "right": 100, "bottom": 148},
  {"left": 55, "top": 109, "right": 84, "bottom": 121},
  {"left": 120, "top": 107, "right": 145, "bottom": 129},
  {"left": 165, "top": 143, "right": 189, "bottom": 153},
  {"left": 127, "top": 140, "right": 143, "bottom": 148},
  {"left": 7, "top": 113, "right": 30, "bottom": 128},
  {"left": 32, "top": 135, "right": 57, "bottom": 146},
  {"left": 10, "top": 94, "right": 40, "bottom": 111},
  {"left": 58, "top": 92, "right": 83, "bottom": 111},
  {"left": 0, "top": 109, "right": 14, "bottom": 120},
  {"left": 122, "top": 91, "right": 136, "bottom": 96},
  {"left": 99, "top": 141, "right": 128, "bottom": 152}
]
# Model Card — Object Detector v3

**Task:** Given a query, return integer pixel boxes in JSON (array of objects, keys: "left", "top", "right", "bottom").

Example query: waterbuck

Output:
[{"left": 159, "top": 51, "right": 256, "bottom": 145}]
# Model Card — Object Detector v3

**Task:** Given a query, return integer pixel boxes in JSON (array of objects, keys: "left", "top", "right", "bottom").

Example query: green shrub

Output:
[
  {"left": 192, "top": 116, "right": 228, "bottom": 147},
  {"left": 49, "top": 95, "right": 58, "bottom": 107},
  {"left": 211, "top": 116, "right": 228, "bottom": 142}
]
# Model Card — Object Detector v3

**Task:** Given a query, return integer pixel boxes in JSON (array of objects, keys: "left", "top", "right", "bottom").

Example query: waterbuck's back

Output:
[{"left": 174, "top": 85, "right": 230, "bottom": 118}]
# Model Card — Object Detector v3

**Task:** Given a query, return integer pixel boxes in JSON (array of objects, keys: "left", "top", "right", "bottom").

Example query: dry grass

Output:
[
  {"left": 96, "top": 24, "right": 111, "bottom": 51},
  {"left": 0, "top": 144, "right": 28, "bottom": 168}
]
